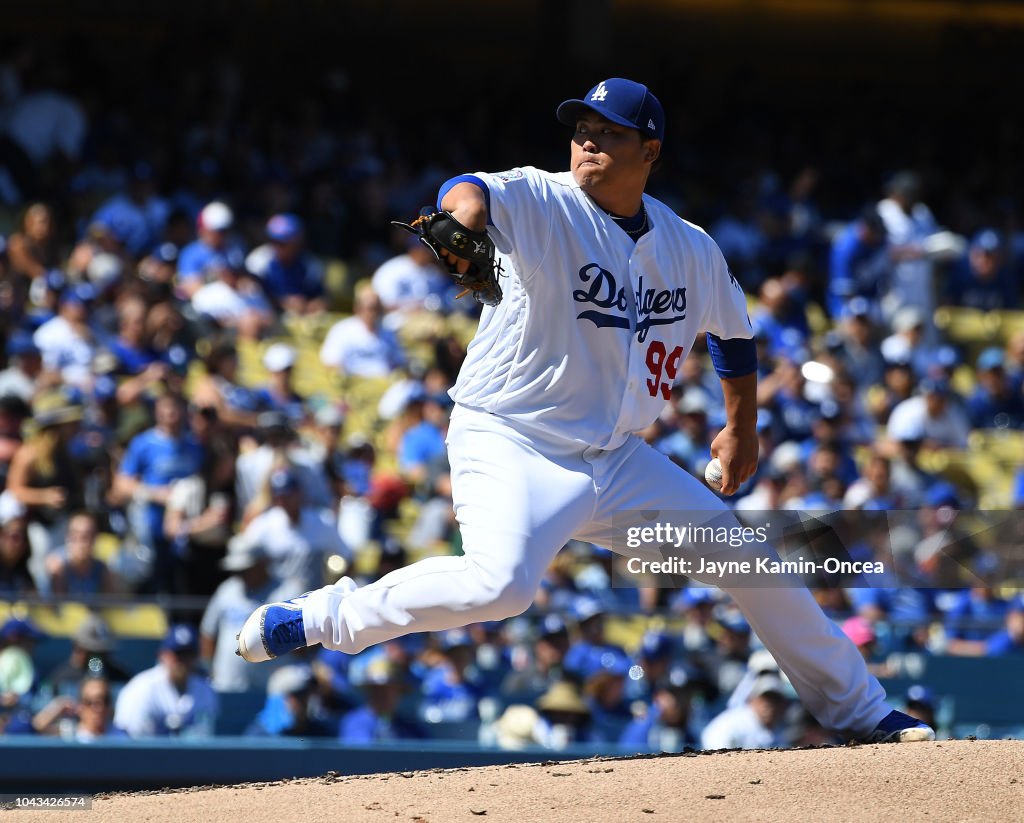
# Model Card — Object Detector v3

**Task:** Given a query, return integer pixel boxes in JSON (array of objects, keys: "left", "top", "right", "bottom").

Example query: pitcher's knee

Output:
[{"left": 464, "top": 571, "right": 536, "bottom": 621}]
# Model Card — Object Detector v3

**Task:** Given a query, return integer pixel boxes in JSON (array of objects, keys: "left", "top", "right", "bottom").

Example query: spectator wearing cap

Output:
[
  {"left": 235, "top": 411, "right": 333, "bottom": 521},
  {"left": 176, "top": 202, "right": 245, "bottom": 299},
  {"left": 190, "top": 249, "right": 274, "bottom": 341},
  {"left": 254, "top": 343, "right": 306, "bottom": 424},
  {"left": 246, "top": 214, "right": 326, "bottom": 315},
  {"left": 0, "top": 617, "right": 45, "bottom": 715},
  {"left": 0, "top": 329, "right": 42, "bottom": 403},
  {"left": 533, "top": 680, "right": 593, "bottom": 748},
  {"left": 839, "top": 615, "right": 894, "bottom": 678},
  {"left": 564, "top": 596, "right": 617, "bottom": 677},
  {"left": 902, "top": 684, "right": 936, "bottom": 732},
  {"left": 304, "top": 404, "right": 346, "bottom": 500},
  {"left": 90, "top": 163, "right": 169, "bottom": 258},
  {"left": 113, "top": 393, "right": 206, "bottom": 593},
  {"left": 240, "top": 467, "right": 349, "bottom": 595},
  {"left": 868, "top": 349, "right": 916, "bottom": 426},
  {"left": 392, "top": 389, "right": 449, "bottom": 490},
  {"left": 46, "top": 510, "right": 118, "bottom": 596},
  {"left": 246, "top": 664, "right": 334, "bottom": 737},
  {"left": 581, "top": 647, "right": 633, "bottom": 742},
  {"left": 113, "top": 624, "right": 219, "bottom": 737},
  {"left": 881, "top": 306, "right": 939, "bottom": 380},
  {"left": 620, "top": 663, "right": 699, "bottom": 752},
  {"left": 200, "top": 534, "right": 289, "bottom": 693},
  {"left": 967, "top": 347, "right": 1024, "bottom": 430},
  {"left": 371, "top": 235, "right": 451, "bottom": 328},
  {"left": 886, "top": 377, "right": 969, "bottom": 450},
  {"left": 320, "top": 282, "right": 405, "bottom": 378},
  {"left": 875, "top": 171, "right": 942, "bottom": 331},
  {"left": 700, "top": 673, "right": 790, "bottom": 750},
  {"left": 650, "top": 388, "right": 711, "bottom": 475},
  {"left": 831, "top": 297, "right": 885, "bottom": 390},
  {"left": 41, "top": 615, "right": 131, "bottom": 700},
  {"left": 31, "top": 282, "right": 99, "bottom": 388},
  {"left": 943, "top": 229, "right": 1017, "bottom": 311},
  {"left": 710, "top": 609, "right": 754, "bottom": 697},
  {"left": 418, "top": 629, "right": 482, "bottom": 724},
  {"left": 669, "top": 586, "right": 718, "bottom": 653},
  {"left": 827, "top": 206, "right": 890, "bottom": 321},
  {"left": 339, "top": 652, "right": 422, "bottom": 743},
  {"left": 138, "top": 243, "right": 179, "bottom": 289},
  {"left": 501, "top": 614, "right": 570, "bottom": 703},
  {"left": 625, "top": 631, "right": 674, "bottom": 703},
  {"left": 6, "top": 389, "right": 87, "bottom": 562}
]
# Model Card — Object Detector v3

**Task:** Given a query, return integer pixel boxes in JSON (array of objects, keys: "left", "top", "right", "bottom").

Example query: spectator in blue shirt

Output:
[
  {"left": 246, "top": 214, "right": 326, "bottom": 315},
  {"left": 339, "top": 652, "right": 422, "bottom": 743},
  {"left": 418, "top": 629, "right": 482, "bottom": 724},
  {"left": 176, "top": 202, "right": 244, "bottom": 298},
  {"left": 942, "top": 229, "right": 1018, "bottom": 311},
  {"left": 620, "top": 664, "right": 699, "bottom": 753},
  {"left": 253, "top": 343, "right": 306, "bottom": 425},
  {"left": 828, "top": 207, "right": 889, "bottom": 320},
  {"left": 397, "top": 393, "right": 448, "bottom": 489},
  {"left": 948, "top": 596, "right": 1024, "bottom": 657},
  {"left": 113, "top": 393, "right": 206, "bottom": 592},
  {"left": 942, "top": 586, "right": 1008, "bottom": 643},
  {"left": 967, "top": 347, "right": 1024, "bottom": 429}
]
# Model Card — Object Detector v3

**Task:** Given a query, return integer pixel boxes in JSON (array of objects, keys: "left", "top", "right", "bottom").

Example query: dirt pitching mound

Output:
[{"left": 76, "top": 740, "right": 1024, "bottom": 822}]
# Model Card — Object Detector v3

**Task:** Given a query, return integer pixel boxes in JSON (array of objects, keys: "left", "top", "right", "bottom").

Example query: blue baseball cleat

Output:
[
  {"left": 236, "top": 595, "right": 310, "bottom": 663},
  {"left": 861, "top": 710, "right": 936, "bottom": 743}
]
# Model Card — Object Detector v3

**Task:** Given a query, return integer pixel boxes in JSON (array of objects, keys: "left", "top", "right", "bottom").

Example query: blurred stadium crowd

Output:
[{"left": 0, "top": 43, "right": 1022, "bottom": 752}]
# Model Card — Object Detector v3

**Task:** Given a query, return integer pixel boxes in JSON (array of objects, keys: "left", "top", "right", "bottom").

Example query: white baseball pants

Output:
[{"left": 302, "top": 406, "right": 890, "bottom": 736}]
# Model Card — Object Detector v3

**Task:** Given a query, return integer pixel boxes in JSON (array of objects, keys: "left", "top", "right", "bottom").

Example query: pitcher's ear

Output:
[{"left": 644, "top": 140, "right": 661, "bottom": 163}]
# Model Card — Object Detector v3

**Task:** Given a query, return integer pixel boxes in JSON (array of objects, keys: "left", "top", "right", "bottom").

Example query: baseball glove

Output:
[{"left": 392, "top": 207, "right": 503, "bottom": 306}]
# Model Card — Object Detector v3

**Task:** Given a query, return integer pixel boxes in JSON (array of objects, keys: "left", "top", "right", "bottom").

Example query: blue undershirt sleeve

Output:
[
  {"left": 706, "top": 332, "right": 758, "bottom": 379},
  {"left": 436, "top": 174, "right": 492, "bottom": 224}
]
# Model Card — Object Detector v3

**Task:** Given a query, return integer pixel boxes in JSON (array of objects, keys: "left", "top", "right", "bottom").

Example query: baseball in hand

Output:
[{"left": 705, "top": 457, "right": 724, "bottom": 492}]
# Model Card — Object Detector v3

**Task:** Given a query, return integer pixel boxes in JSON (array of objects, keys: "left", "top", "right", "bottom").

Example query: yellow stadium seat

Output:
[{"left": 98, "top": 604, "right": 168, "bottom": 638}]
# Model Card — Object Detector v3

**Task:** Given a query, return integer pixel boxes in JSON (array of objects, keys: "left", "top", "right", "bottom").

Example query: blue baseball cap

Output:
[
  {"left": 153, "top": 242, "right": 179, "bottom": 265},
  {"left": 977, "top": 347, "right": 1005, "bottom": 372},
  {"left": 161, "top": 623, "right": 198, "bottom": 654},
  {"left": 61, "top": 282, "right": 96, "bottom": 306},
  {"left": 269, "top": 469, "right": 301, "bottom": 495},
  {"left": 267, "top": 213, "right": 303, "bottom": 243},
  {"left": 539, "top": 614, "right": 568, "bottom": 638},
  {"left": 583, "top": 648, "right": 632, "bottom": 679},
  {"left": 905, "top": 684, "right": 935, "bottom": 709},
  {"left": 640, "top": 631, "right": 672, "bottom": 660},
  {"left": 971, "top": 229, "right": 1002, "bottom": 254},
  {"left": 7, "top": 330, "right": 39, "bottom": 357},
  {"left": 439, "top": 628, "right": 472, "bottom": 651},
  {"left": 924, "top": 481, "right": 959, "bottom": 509},
  {"left": 0, "top": 617, "right": 44, "bottom": 642},
  {"left": 556, "top": 78, "right": 665, "bottom": 142},
  {"left": 570, "top": 595, "right": 605, "bottom": 623}
]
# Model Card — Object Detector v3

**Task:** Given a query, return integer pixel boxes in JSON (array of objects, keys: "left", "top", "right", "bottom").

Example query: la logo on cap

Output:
[{"left": 590, "top": 81, "right": 609, "bottom": 102}]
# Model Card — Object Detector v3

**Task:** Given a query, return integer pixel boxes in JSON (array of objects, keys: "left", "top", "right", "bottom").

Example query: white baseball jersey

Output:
[{"left": 450, "top": 166, "right": 752, "bottom": 450}]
